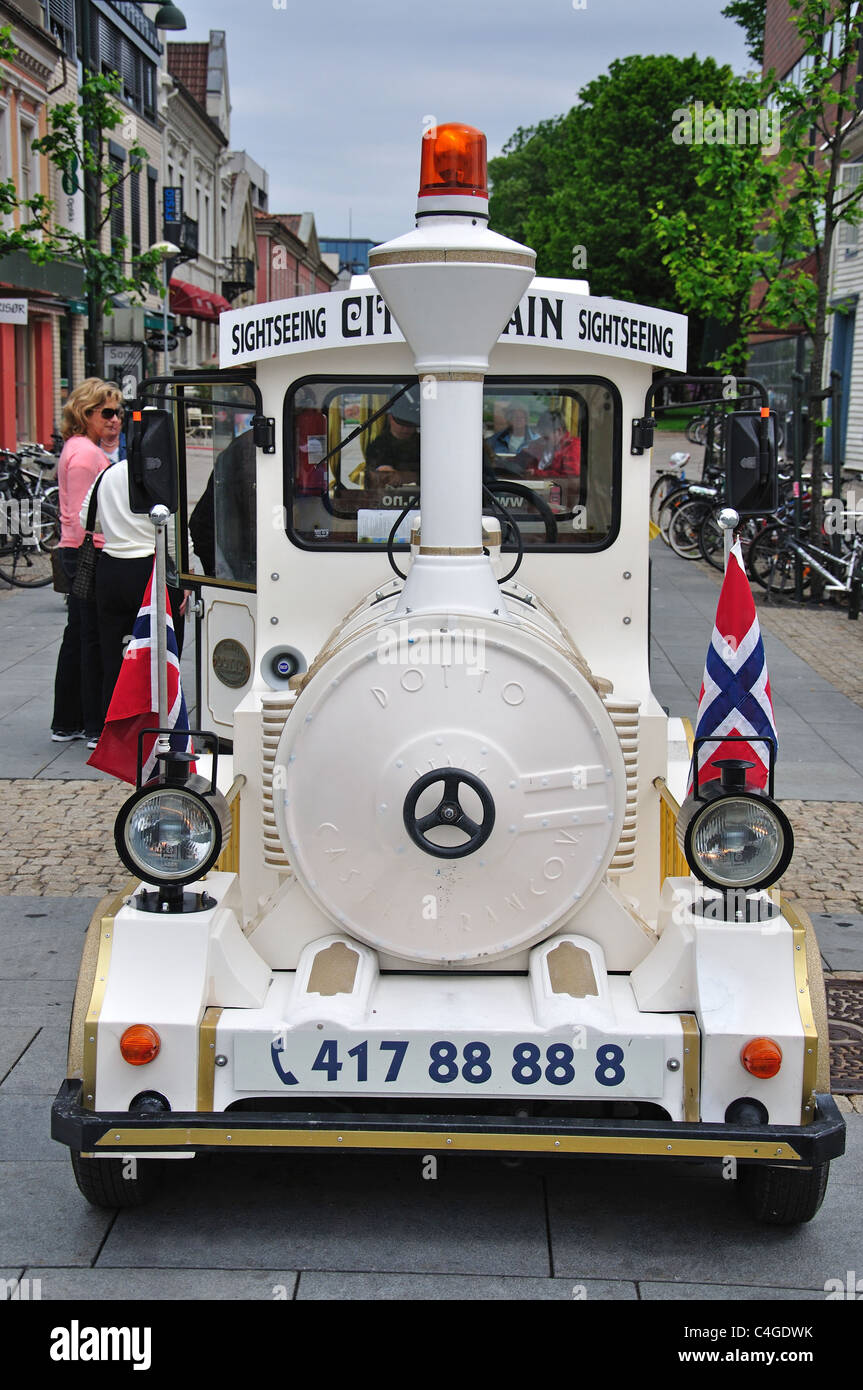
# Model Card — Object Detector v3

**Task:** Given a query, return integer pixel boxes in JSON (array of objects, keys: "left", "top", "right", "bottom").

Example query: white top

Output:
[{"left": 80, "top": 459, "right": 155, "bottom": 559}]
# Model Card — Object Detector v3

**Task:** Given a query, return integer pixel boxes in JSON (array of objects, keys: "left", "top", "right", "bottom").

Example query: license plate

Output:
[{"left": 232, "top": 1030, "right": 666, "bottom": 1099}]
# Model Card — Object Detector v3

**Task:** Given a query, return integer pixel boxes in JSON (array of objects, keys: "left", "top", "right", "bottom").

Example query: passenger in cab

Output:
[
  {"left": 516, "top": 409, "right": 580, "bottom": 479},
  {"left": 488, "top": 404, "right": 536, "bottom": 460},
  {"left": 365, "top": 388, "right": 420, "bottom": 480}
]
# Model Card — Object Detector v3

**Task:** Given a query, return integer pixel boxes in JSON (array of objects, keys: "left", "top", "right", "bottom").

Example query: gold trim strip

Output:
[
  {"left": 782, "top": 901, "right": 821, "bottom": 1126},
  {"left": 681, "top": 717, "right": 695, "bottom": 759},
  {"left": 420, "top": 370, "right": 485, "bottom": 382},
  {"left": 679, "top": 1014, "right": 701, "bottom": 1122},
  {"left": 368, "top": 248, "right": 535, "bottom": 269},
  {"left": 94, "top": 1126, "right": 801, "bottom": 1160},
  {"left": 655, "top": 777, "right": 689, "bottom": 886},
  {"left": 418, "top": 546, "right": 485, "bottom": 556},
  {"left": 179, "top": 574, "right": 256, "bottom": 593},
  {"left": 81, "top": 883, "right": 135, "bottom": 1110},
  {"left": 197, "top": 1008, "right": 224, "bottom": 1110},
  {"left": 215, "top": 775, "right": 244, "bottom": 874}
]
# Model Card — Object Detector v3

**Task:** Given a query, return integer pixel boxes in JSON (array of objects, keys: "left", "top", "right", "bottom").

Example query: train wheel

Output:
[
  {"left": 70, "top": 1150, "right": 162, "bottom": 1209},
  {"left": 738, "top": 1160, "right": 830, "bottom": 1225}
]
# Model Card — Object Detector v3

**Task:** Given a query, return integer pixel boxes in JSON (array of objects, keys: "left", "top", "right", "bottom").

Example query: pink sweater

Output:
[{"left": 58, "top": 436, "right": 108, "bottom": 548}]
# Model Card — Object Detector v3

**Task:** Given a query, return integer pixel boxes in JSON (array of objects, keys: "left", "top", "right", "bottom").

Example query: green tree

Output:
[
  {"left": 655, "top": 2, "right": 863, "bottom": 552},
  {"left": 0, "top": 25, "right": 163, "bottom": 376},
  {"left": 488, "top": 53, "right": 760, "bottom": 360},
  {"left": 722, "top": 0, "right": 768, "bottom": 65},
  {"left": 651, "top": 86, "right": 813, "bottom": 374}
]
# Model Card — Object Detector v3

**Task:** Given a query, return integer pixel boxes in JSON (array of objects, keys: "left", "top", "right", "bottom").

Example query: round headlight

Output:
[
  {"left": 678, "top": 791, "right": 793, "bottom": 892},
  {"left": 114, "top": 776, "right": 230, "bottom": 886}
]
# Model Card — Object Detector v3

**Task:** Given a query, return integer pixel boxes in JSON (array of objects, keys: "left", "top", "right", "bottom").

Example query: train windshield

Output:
[{"left": 284, "top": 377, "right": 621, "bottom": 552}]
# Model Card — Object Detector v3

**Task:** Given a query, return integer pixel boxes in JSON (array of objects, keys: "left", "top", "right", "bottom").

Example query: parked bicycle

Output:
[{"left": 0, "top": 447, "right": 61, "bottom": 587}]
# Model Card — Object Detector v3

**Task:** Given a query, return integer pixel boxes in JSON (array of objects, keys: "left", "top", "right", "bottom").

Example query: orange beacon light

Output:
[{"left": 419, "top": 122, "right": 488, "bottom": 201}]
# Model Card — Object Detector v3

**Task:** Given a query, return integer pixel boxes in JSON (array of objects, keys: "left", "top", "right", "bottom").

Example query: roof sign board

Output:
[
  {"left": 219, "top": 282, "right": 688, "bottom": 373},
  {"left": 0, "top": 298, "right": 28, "bottom": 324}
]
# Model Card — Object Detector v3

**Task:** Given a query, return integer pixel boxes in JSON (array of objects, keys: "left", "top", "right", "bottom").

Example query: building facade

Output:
[
  {"left": 0, "top": 0, "right": 83, "bottom": 447},
  {"left": 255, "top": 210, "right": 337, "bottom": 304}
]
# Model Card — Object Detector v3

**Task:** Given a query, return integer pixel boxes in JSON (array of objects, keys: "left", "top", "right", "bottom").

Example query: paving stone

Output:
[
  {"left": 813, "top": 914, "right": 863, "bottom": 972},
  {"left": 21, "top": 1269, "right": 300, "bottom": 1300},
  {"left": 296, "top": 1272, "right": 638, "bottom": 1300},
  {"left": 0, "top": 1028, "right": 38, "bottom": 1084},
  {"left": 0, "top": 1096, "right": 58, "bottom": 1160},
  {"left": 0, "top": 1160, "right": 112, "bottom": 1266},
  {"left": 0, "top": 1027, "right": 69, "bottom": 1096},
  {"left": 639, "top": 1281, "right": 835, "bottom": 1299},
  {"left": 547, "top": 1128, "right": 862, "bottom": 1287},
  {"left": 96, "top": 1153, "right": 550, "bottom": 1276}
]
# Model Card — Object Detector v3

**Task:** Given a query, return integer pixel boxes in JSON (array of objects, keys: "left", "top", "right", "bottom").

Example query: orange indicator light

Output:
[
  {"left": 120, "top": 1024, "right": 161, "bottom": 1066},
  {"left": 740, "top": 1036, "right": 782, "bottom": 1078}
]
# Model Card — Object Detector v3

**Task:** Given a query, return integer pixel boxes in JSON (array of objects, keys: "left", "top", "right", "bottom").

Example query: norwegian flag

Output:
[
  {"left": 87, "top": 561, "right": 193, "bottom": 785},
  {"left": 689, "top": 539, "right": 778, "bottom": 793}
]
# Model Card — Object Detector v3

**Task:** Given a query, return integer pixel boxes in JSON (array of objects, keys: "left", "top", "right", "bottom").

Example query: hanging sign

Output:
[{"left": 0, "top": 299, "right": 28, "bottom": 324}]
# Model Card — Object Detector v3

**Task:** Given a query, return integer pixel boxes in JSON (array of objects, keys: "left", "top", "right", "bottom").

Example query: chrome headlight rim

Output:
[
  {"left": 678, "top": 787, "right": 794, "bottom": 893},
  {"left": 114, "top": 776, "right": 229, "bottom": 887}
]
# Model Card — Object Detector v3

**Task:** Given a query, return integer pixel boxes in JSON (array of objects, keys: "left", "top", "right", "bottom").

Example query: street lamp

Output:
[
  {"left": 153, "top": 4, "right": 188, "bottom": 28},
  {"left": 148, "top": 240, "right": 180, "bottom": 375}
]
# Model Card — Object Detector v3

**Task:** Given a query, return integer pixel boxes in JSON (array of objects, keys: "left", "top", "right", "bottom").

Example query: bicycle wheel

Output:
[
  {"left": 686, "top": 416, "right": 707, "bottom": 444},
  {"left": 748, "top": 525, "right": 808, "bottom": 596},
  {"left": 658, "top": 487, "right": 692, "bottom": 543},
  {"left": 650, "top": 476, "right": 686, "bottom": 528},
  {"left": 698, "top": 509, "right": 725, "bottom": 570},
  {"left": 0, "top": 498, "right": 58, "bottom": 587},
  {"left": 668, "top": 499, "right": 711, "bottom": 560}
]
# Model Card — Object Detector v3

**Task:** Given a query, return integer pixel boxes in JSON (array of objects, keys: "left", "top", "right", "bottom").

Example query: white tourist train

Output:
[{"left": 52, "top": 124, "right": 844, "bottom": 1223}]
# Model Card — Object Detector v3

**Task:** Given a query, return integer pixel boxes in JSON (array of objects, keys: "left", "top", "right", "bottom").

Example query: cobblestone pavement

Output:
[{"left": 0, "top": 779, "right": 128, "bottom": 897}]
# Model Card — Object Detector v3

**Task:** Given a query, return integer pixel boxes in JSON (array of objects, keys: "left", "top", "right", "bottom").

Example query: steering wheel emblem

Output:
[{"left": 403, "top": 768, "right": 496, "bottom": 859}]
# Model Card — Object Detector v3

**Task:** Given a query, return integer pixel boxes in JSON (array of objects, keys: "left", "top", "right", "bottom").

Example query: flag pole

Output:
[
  {"left": 718, "top": 506, "right": 739, "bottom": 571},
  {"left": 150, "top": 504, "right": 171, "bottom": 755}
]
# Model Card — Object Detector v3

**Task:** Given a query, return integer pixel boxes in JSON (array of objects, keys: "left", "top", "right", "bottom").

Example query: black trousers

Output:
[
  {"left": 51, "top": 547, "right": 104, "bottom": 738},
  {"left": 95, "top": 553, "right": 185, "bottom": 717}
]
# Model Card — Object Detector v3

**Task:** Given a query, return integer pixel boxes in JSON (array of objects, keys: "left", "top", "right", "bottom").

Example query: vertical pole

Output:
[
  {"left": 718, "top": 507, "right": 739, "bottom": 571},
  {"left": 831, "top": 369, "right": 842, "bottom": 560},
  {"left": 791, "top": 370, "right": 804, "bottom": 602},
  {"left": 150, "top": 504, "right": 171, "bottom": 753}
]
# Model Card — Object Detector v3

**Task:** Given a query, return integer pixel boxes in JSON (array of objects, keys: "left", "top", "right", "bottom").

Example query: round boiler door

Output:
[{"left": 273, "top": 617, "right": 626, "bottom": 964}]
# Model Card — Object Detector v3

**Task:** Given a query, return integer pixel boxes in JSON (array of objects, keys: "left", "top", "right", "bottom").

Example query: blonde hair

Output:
[{"left": 61, "top": 378, "right": 123, "bottom": 441}]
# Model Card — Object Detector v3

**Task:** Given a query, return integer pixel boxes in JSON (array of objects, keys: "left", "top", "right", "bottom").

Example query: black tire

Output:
[
  {"left": 650, "top": 475, "right": 686, "bottom": 528},
  {"left": 70, "top": 1149, "right": 162, "bottom": 1208},
  {"left": 748, "top": 524, "right": 808, "bottom": 596},
  {"left": 668, "top": 499, "right": 711, "bottom": 559},
  {"left": 738, "top": 1160, "right": 830, "bottom": 1225},
  {"left": 0, "top": 496, "right": 59, "bottom": 586},
  {"left": 698, "top": 509, "right": 725, "bottom": 570},
  {"left": 657, "top": 487, "right": 693, "bottom": 543}
]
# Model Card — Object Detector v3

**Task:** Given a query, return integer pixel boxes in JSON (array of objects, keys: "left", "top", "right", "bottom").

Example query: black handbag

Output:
[
  {"left": 51, "top": 548, "right": 70, "bottom": 594},
  {"left": 71, "top": 472, "right": 106, "bottom": 601}
]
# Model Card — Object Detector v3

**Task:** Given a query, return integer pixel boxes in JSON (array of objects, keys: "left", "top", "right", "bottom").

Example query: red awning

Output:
[{"left": 169, "top": 279, "right": 231, "bottom": 321}]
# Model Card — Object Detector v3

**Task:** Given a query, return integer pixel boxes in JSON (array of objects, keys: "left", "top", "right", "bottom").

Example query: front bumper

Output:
[{"left": 52, "top": 1079, "right": 846, "bottom": 1165}]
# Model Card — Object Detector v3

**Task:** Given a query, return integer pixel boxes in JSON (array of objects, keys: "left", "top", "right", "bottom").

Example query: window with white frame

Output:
[{"left": 19, "top": 115, "right": 38, "bottom": 205}]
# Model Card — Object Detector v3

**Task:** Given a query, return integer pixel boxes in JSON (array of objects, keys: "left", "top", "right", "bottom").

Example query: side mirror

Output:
[
  {"left": 725, "top": 411, "right": 778, "bottom": 517},
  {"left": 127, "top": 408, "right": 179, "bottom": 515}
]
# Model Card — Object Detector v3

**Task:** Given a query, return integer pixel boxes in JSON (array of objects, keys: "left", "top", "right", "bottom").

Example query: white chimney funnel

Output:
[{"left": 368, "top": 123, "right": 535, "bottom": 616}]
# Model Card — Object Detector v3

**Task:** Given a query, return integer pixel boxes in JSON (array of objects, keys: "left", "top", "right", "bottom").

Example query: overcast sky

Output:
[{"left": 167, "top": 0, "right": 750, "bottom": 243}]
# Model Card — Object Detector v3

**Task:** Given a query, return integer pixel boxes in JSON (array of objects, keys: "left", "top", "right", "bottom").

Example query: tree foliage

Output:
[
  {"left": 488, "top": 54, "right": 758, "bottom": 324},
  {"left": 722, "top": 0, "right": 767, "bottom": 65},
  {"left": 0, "top": 26, "right": 163, "bottom": 330}
]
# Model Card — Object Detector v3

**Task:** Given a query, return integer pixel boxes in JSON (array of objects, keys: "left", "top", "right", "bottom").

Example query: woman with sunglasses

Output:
[{"left": 51, "top": 379, "right": 123, "bottom": 748}]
